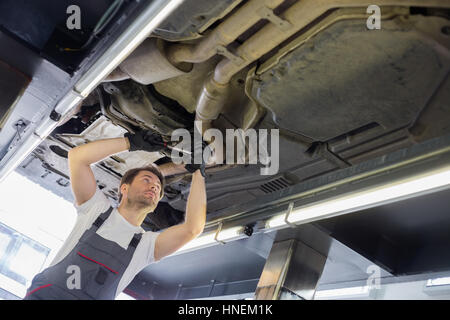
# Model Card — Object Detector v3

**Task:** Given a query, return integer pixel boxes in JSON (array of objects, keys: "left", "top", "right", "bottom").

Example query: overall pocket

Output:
[{"left": 76, "top": 251, "right": 118, "bottom": 299}]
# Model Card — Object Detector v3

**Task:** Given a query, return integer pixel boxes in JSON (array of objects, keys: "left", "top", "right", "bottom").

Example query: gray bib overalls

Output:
[{"left": 24, "top": 207, "right": 142, "bottom": 300}]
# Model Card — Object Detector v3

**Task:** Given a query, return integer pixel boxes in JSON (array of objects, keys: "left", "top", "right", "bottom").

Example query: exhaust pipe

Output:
[
  {"left": 196, "top": 0, "right": 450, "bottom": 130},
  {"left": 116, "top": 37, "right": 193, "bottom": 85},
  {"left": 107, "top": 0, "right": 285, "bottom": 84},
  {"left": 167, "top": 0, "right": 285, "bottom": 64}
]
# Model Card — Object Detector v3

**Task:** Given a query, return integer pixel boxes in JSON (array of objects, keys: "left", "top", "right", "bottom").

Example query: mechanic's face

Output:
[{"left": 123, "top": 171, "right": 162, "bottom": 210}]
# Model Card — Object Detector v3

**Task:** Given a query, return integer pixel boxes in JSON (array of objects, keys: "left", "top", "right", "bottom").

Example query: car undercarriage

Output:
[{"left": 1, "top": 0, "right": 450, "bottom": 298}]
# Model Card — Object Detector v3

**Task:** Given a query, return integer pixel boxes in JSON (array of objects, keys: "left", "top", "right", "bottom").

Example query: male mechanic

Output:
[{"left": 24, "top": 129, "right": 206, "bottom": 300}]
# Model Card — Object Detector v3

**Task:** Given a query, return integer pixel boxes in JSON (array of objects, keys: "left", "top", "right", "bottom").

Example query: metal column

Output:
[{"left": 254, "top": 239, "right": 327, "bottom": 300}]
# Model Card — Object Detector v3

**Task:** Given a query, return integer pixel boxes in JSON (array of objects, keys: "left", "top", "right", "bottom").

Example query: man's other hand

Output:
[
  {"left": 184, "top": 131, "right": 208, "bottom": 177},
  {"left": 125, "top": 129, "right": 165, "bottom": 152}
]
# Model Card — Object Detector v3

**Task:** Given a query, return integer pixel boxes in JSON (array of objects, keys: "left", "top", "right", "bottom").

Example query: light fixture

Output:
[
  {"left": 76, "top": 0, "right": 184, "bottom": 96},
  {"left": 176, "top": 224, "right": 245, "bottom": 254},
  {"left": 424, "top": 276, "right": 450, "bottom": 296},
  {"left": 178, "top": 232, "right": 217, "bottom": 252},
  {"left": 0, "top": 0, "right": 184, "bottom": 183},
  {"left": 314, "top": 286, "right": 370, "bottom": 299},
  {"left": 426, "top": 276, "right": 450, "bottom": 287},
  {"left": 215, "top": 225, "right": 243, "bottom": 243},
  {"left": 266, "top": 164, "right": 450, "bottom": 229}
]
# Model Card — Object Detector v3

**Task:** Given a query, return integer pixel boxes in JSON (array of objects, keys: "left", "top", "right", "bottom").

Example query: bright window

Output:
[{"left": 0, "top": 171, "right": 77, "bottom": 299}]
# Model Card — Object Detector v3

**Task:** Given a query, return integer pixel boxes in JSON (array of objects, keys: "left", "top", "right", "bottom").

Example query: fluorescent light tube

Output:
[
  {"left": 0, "top": 0, "right": 183, "bottom": 183},
  {"left": 266, "top": 215, "right": 288, "bottom": 229},
  {"left": 178, "top": 232, "right": 217, "bottom": 252},
  {"left": 314, "top": 286, "right": 369, "bottom": 299},
  {"left": 77, "top": 0, "right": 184, "bottom": 96},
  {"left": 216, "top": 226, "right": 243, "bottom": 242},
  {"left": 426, "top": 276, "right": 450, "bottom": 287},
  {"left": 176, "top": 226, "right": 244, "bottom": 253},
  {"left": 267, "top": 165, "right": 450, "bottom": 229}
]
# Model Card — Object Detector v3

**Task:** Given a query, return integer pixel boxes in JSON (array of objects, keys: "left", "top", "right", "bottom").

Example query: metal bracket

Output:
[
  {"left": 214, "top": 221, "right": 226, "bottom": 244},
  {"left": 49, "top": 110, "right": 62, "bottom": 122},
  {"left": 284, "top": 202, "right": 297, "bottom": 228},
  {"left": 216, "top": 45, "right": 245, "bottom": 66},
  {"left": 7, "top": 119, "right": 29, "bottom": 152},
  {"left": 318, "top": 142, "right": 351, "bottom": 169},
  {"left": 257, "top": 7, "right": 292, "bottom": 32},
  {"left": 207, "top": 280, "right": 216, "bottom": 297},
  {"left": 20, "top": 153, "right": 37, "bottom": 169},
  {"left": 175, "top": 284, "right": 183, "bottom": 299},
  {"left": 71, "top": 88, "right": 85, "bottom": 99}
]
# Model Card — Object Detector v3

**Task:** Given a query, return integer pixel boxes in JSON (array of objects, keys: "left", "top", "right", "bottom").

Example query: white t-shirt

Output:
[{"left": 49, "top": 187, "right": 160, "bottom": 298}]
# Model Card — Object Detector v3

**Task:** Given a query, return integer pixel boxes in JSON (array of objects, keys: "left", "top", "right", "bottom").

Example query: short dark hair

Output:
[{"left": 118, "top": 164, "right": 165, "bottom": 202}]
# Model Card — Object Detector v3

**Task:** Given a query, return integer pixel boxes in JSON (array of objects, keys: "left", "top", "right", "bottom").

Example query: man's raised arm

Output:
[
  {"left": 68, "top": 137, "right": 130, "bottom": 206},
  {"left": 154, "top": 169, "right": 206, "bottom": 261}
]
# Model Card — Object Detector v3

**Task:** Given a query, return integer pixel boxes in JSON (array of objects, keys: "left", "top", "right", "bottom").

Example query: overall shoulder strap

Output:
[
  {"left": 92, "top": 206, "right": 114, "bottom": 231},
  {"left": 128, "top": 232, "right": 143, "bottom": 250}
]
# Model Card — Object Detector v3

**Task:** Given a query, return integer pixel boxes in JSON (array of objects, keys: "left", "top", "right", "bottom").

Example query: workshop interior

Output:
[{"left": 0, "top": 0, "right": 450, "bottom": 300}]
